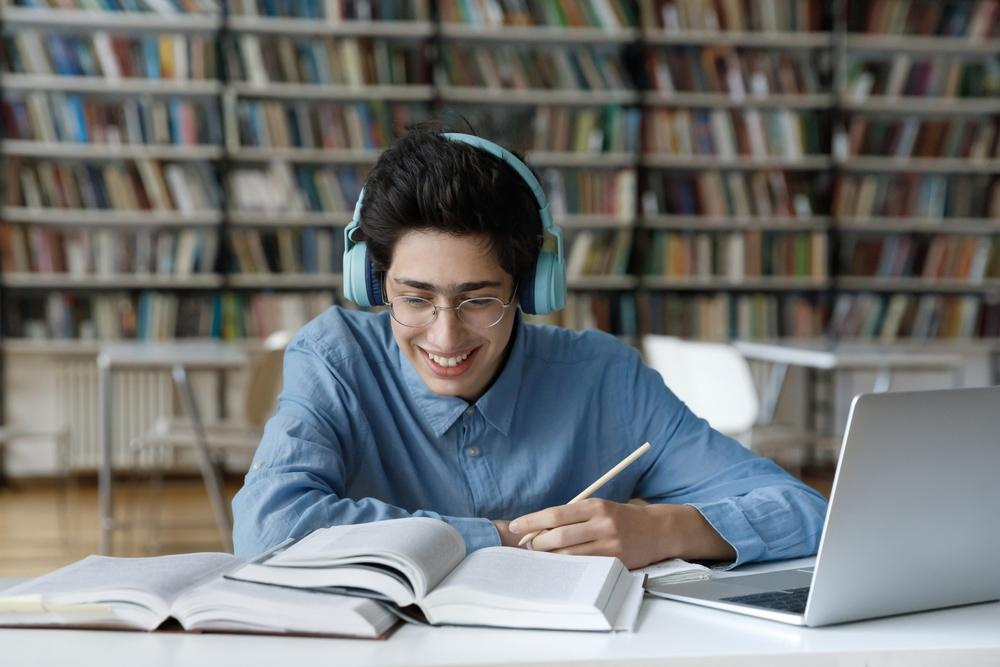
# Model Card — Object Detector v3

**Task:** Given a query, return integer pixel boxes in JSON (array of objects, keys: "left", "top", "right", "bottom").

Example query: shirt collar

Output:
[{"left": 396, "top": 314, "right": 526, "bottom": 438}]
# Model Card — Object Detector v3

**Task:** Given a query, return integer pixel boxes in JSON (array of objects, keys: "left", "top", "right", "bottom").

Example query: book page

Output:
[
  {"left": 425, "top": 547, "right": 622, "bottom": 611},
  {"left": 5, "top": 553, "right": 239, "bottom": 611},
  {"left": 172, "top": 577, "right": 397, "bottom": 637},
  {"left": 264, "top": 518, "right": 465, "bottom": 599}
]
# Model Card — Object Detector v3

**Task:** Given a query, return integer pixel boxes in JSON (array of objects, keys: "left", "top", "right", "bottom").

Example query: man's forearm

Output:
[{"left": 645, "top": 503, "right": 737, "bottom": 562}]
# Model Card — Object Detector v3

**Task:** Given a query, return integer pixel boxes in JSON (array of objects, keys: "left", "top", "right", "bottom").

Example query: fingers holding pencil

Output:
[{"left": 512, "top": 442, "right": 652, "bottom": 549}]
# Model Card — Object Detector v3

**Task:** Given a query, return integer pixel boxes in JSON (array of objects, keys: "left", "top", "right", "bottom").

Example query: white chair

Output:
[
  {"left": 641, "top": 335, "right": 813, "bottom": 464},
  {"left": 129, "top": 330, "right": 292, "bottom": 552}
]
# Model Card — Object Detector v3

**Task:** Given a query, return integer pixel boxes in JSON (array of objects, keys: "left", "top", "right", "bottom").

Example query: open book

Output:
[
  {"left": 228, "top": 517, "right": 646, "bottom": 632},
  {"left": 635, "top": 558, "right": 712, "bottom": 593},
  {"left": 0, "top": 552, "right": 395, "bottom": 638}
]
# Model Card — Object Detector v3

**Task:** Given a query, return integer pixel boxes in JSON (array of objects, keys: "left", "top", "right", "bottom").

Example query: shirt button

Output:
[
  {"left": 465, "top": 407, "right": 475, "bottom": 416},
  {"left": 252, "top": 463, "right": 262, "bottom": 471},
  {"left": 466, "top": 447, "right": 480, "bottom": 457}
]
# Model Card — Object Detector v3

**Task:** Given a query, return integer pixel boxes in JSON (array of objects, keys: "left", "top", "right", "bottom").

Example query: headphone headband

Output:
[{"left": 342, "top": 132, "right": 566, "bottom": 314}]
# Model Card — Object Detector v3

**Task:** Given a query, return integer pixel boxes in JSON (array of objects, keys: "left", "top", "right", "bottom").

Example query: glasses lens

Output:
[
  {"left": 457, "top": 298, "right": 505, "bottom": 328},
  {"left": 390, "top": 296, "right": 436, "bottom": 328}
]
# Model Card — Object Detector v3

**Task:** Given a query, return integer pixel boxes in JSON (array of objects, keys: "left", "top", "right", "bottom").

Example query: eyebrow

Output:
[{"left": 392, "top": 278, "right": 502, "bottom": 296}]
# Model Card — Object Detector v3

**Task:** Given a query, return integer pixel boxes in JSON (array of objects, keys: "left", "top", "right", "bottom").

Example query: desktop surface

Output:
[{"left": 3, "top": 578, "right": 999, "bottom": 667}]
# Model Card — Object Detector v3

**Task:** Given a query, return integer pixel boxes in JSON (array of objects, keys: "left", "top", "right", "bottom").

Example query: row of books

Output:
[
  {"left": 439, "top": 44, "right": 629, "bottom": 91},
  {"left": 544, "top": 168, "right": 637, "bottom": 220},
  {"left": 3, "top": 31, "right": 218, "bottom": 80},
  {"left": 833, "top": 174, "right": 1000, "bottom": 220},
  {"left": 638, "top": 0, "right": 826, "bottom": 32},
  {"left": 228, "top": 35, "right": 428, "bottom": 88},
  {"left": 531, "top": 106, "right": 640, "bottom": 154},
  {"left": 6, "top": 290, "right": 335, "bottom": 342},
  {"left": 645, "top": 47, "right": 826, "bottom": 95},
  {"left": 6, "top": 1, "right": 220, "bottom": 14},
  {"left": 846, "top": 56, "right": 999, "bottom": 100},
  {"left": 228, "top": 0, "right": 429, "bottom": 20},
  {"left": 234, "top": 99, "right": 427, "bottom": 150},
  {"left": 846, "top": 117, "right": 999, "bottom": 159},
  {"left": 0, "top": 225, "right": 219, "bottom": 276},
  {"left": 637, "top": 291, "right": 827, "bottom": 340},
  {"left": 840, "top": 235, "right": 999, "bottom": 282},
  {"left": 829, "top": 293, "right": 1000, "bottom": 340},
  {"left": 3, "top": 93, "right": 221, "bottom": 146},
  {"left": 438, "top": 0, "right": 636, "bottom": 29},
  {"left": 642, "top": 169, "right": 820, "bottom": 218},
  {"left": 526, "top": 292, "right": 638, "bottom": 338},
  {"left": 8, "top": 159, "right": 220, "bottom": 213},
  {"left": 228, "top": 228, "right": 341, "bottom": 274},
  {"left": 644, "top": 108, "right": 825, "bottom": 158},
  {"left": 565, "top": 229, "right": 633, "bottom": 277},
  {"left": 642, "top": 230, "right": 827, "bottom": 279},
  {"left": 848, "top": 0, "right": 999, "bottom": 38},
  {"left": 228, "top": 162, "right": 363, "bottom": 215}
]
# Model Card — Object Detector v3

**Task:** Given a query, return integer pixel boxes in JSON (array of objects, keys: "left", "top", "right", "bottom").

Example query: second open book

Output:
[{"left": 229, "top": 517, "right": 646, "bottom": 632}]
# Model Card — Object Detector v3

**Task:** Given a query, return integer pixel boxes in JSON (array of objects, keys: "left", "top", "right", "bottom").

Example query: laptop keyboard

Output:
[{"left": 720, "top": 586, "right": 810, "bottom": 614}]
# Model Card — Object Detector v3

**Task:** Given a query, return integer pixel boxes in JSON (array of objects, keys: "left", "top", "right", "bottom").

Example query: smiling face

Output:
[{"left": 384, "top": 229, "right": 518, "bottom": 403}]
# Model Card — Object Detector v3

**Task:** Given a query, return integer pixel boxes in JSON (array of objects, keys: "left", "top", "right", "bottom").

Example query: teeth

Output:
[{"left": 427, "top": 351, "right": 470, "bottom": 367}]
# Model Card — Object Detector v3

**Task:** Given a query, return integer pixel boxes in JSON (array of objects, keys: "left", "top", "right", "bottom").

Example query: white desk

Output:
[
  {"left": 733, "top": 339, "right": 966, "bottom": 462},
  {"left": 97, "top": 341, "right": 248, "bottom": 555},
  {"left": 2, "top": 582, "right": 998, "bottom": 667}
]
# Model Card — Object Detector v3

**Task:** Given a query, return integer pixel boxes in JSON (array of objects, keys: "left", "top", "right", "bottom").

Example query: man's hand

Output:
[
  {"left": 506, "top": 499, "right": 736, "bottom": 570},
  {"left": 491, "top": 519, "right": 524, "bottom": 547}
]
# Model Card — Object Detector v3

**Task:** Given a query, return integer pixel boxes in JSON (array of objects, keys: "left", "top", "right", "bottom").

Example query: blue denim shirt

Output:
[{"left": 232, "top": 307, "right": 827, "bottom": 565}]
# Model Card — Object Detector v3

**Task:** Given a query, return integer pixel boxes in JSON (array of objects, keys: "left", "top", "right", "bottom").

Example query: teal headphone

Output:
[{"left": 341, "top": 132, "right": 566, "bottom": 315}]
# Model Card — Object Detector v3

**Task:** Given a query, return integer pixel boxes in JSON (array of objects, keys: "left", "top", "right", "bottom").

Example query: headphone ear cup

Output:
[
  {"left": 524, "top": 250, "right": 566, "bottom": 315},
  {"left": 342, "top": 241, "right": 374, "bottom": 307}
]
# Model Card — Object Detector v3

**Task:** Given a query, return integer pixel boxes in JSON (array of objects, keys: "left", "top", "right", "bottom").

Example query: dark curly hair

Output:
[{"left": 355, "top": 123, "right": 543, "bottom": 284}]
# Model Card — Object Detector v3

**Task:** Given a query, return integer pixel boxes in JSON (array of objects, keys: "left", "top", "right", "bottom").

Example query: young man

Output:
[{"left": 232, "top": 128, "right": 827, "bottom": 569}]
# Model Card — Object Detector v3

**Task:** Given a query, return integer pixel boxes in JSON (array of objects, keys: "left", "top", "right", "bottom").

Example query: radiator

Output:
[{"left": 55, "top": 359, "right": 173, "bottom": 471}]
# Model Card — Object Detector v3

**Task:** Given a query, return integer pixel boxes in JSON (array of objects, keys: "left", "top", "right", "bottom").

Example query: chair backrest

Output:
[
  {"left": 641, "top": 335, "right": 759, "bottom": 440},
  {"left": 243, "top": 330, "right": 293, "bottom": 430}
]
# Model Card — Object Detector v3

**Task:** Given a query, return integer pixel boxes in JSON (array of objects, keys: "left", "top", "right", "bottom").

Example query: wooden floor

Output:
[
  {"left": 0, "top": 468, "right": 834, "bottom": 579},
  {"left": 0, "top": 476, "right": 242, "bottom": 578}
]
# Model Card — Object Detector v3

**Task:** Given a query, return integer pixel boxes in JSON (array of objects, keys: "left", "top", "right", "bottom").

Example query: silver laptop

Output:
[{"left": 653, "top": 386, "right": 1000, "bottom": 626}]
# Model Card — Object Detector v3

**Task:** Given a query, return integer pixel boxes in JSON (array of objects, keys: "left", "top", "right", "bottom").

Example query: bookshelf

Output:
[
  {"left": 636, "top": 0, "right": 835, "bottom": 340},
  {"left": 0, "top": 0, "right": 997, "bottom": 350},
  {"left": 830, "top": 0, "right": 1000, "bottom": 341}
]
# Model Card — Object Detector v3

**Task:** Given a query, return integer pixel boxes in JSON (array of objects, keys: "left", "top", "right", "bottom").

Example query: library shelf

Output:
[
  {"left": 225, "top": 273, "right": 342, "bottom": 289},
  {"left": 836, "top": 217, "right": 1000, "bottom": 234},
  {"left": 641, "top": 215, "right": 831, "bottom": 231},
  {"left": 0, "top": 273, "right": 225, "bottom": 289},
  {"left": 0, "top": 6, "right": 221, "bottom": 32},
  {"left": 227, "top": 211, "right": 352, "bottom": 227},
  {"left": 437, "top": 86, "right": 639, "bottom": 106},
  {"left": 640, "top": 276, "right": 831, "bottom": 290},
  {"left": 0, "top": 207, "right": 223, "bottom": 227},
  {"left": 836, "top": 157, "right": 1000, "bottom": 174},
  {"left": 642, "top": 30, "right": 832, "bottom": 48},
  {"left": 439, "top": 24, "right": 639, "bottom": 44},
  {"left": 228, "top": 82, "right": 434, "bottom": 101},
  {"left": 2, "top": 141, "right": 224, "bottom": 161},
  {"left": 1, "top": 75, "right": 222, "bottom": 97},
  {"left": 844, "top": 34, "right": 1000, "bottom": 56},
  {"left": 643, "top": 92, "right": 833, "bottom": 109},
  {"left": 227, "top": 16, "right": 434, "bottom": 39},
  {"left": 836, "top": 277, "right": 1000, "bottom": 294},
  {"left": 640, "top": 155, "right": 833, "bottom": 170},
  {"left": 566, "top": 275, "right": 640, "bottom": 290}
]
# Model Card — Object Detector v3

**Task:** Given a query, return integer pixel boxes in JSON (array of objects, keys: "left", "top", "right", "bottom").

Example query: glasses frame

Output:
[{"left": 384, "top": 284, "right": 519, "bottom": 330}]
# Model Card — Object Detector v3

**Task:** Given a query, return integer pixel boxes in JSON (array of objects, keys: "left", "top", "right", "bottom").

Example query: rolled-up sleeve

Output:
[{"left": 625, "top": 350, "right": 827, "bottom": 567}]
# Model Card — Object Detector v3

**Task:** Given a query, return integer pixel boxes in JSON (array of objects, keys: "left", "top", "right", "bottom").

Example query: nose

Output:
[{"left": 425, "top": 305, "right": 465, "bottom": 351}]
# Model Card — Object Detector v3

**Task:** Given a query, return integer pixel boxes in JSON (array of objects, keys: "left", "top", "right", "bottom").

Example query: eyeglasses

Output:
[{"left": 385, "top": 291, "right": 517, "bottom": 329}]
